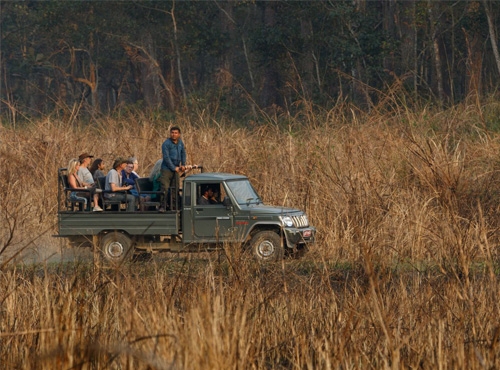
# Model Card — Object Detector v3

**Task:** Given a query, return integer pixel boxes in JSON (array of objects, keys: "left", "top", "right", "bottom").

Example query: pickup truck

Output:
[{"left": 57, "top": 170, "right": 316, "bottom": 264}]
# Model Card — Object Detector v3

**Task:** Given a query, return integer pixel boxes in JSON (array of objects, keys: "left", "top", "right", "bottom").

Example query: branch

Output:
[{"left": 122, "top": 41, "right": 176, "bottom": 109}]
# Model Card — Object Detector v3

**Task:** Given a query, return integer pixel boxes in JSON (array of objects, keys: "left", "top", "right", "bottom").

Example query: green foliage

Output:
[{"left": 1, "top": 0, "right": 499, "bottom": 121}]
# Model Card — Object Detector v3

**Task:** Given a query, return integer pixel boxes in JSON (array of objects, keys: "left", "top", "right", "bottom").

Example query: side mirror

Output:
[{"left": 222, "top": 196, "right": 231, "bottom": 207}]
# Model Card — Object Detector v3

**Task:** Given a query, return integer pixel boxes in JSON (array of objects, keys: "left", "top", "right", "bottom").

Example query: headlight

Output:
[{"left": 280, "top": 216, "right": 294, "bottom": 227}]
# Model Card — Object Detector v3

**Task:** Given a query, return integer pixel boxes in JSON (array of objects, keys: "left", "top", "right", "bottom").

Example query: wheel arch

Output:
[
  {"left": 246, "top": 223, "right": 282, "bottom": 243},
  {"left": 98, "top": 229, "right": 133, "bottom": 238}
]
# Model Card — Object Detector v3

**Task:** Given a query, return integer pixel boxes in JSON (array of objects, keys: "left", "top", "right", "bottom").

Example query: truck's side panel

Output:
[{"left": 58, "top": 212, "right": 179, "bottom": 236}]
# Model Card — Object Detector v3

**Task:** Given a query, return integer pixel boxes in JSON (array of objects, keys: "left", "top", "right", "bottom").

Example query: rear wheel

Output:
[
  {"left": 249, "top": 231, "right": 284, "bottom": 262},
  {"left": 100, "top": 232, "right": 134, "bottom": 265}
]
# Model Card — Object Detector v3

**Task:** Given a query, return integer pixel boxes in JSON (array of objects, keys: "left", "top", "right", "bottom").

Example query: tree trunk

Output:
[
  {"left": 261, "top": 2, "right": 281, "bottom": 108},
  {"left": 122, "top": 41, "right": 176, "bottom": 111},
  {"left": 69, "top": 46, "right": 99, "bottom": 114},
  {"left": 428, "top": 1, "right": 445, "bottom": 106},
  {"left": 140, "top": 33, "right": 161, "bottom": 110},
  {"left": 217, "top": 1, "right": 235, "bottom": 91},
  {"left": 483, "top": 0, "right": 500, "bottom": 77},
  {"left": 463, "top": 28, "right": 483, "bottom": 105},
  {"left": 170, "top": 1, "right": 187, "bottom": 104},
  {"left": 382, "top": 0, "right": 396, "bottom": 73},
  {"left": 299, "top": 17, "right": 314, "bottom": 99}
]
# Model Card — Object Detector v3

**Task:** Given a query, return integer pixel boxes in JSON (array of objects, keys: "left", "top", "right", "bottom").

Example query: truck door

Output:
[{"left": 192, "top": 183, "right": 233, "bottom": 242}]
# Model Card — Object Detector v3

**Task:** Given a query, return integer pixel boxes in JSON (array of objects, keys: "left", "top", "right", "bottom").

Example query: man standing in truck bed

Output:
[{"left": 160, "top": 126, "right": 186, "bottom": 209}]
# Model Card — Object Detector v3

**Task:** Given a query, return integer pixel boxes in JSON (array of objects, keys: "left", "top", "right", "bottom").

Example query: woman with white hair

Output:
[
  {"left": 149, "top": 158, "right": 162, "bottom": 181},
  {"left": 148, "top": 159, "right": 163, "bottom": 202}
]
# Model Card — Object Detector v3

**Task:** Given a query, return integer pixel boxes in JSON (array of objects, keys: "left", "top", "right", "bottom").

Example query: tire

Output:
[
  {"left": 249, "top": 231, "right": 284, "bottom": 262},
  {"left": 100, "top": 232, "right": 134, "bottom": 265}
]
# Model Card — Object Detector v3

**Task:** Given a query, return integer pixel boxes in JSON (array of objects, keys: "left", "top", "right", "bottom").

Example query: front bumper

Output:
[{"left": 283, "top": 227, "right": 316, "bottom": 249}]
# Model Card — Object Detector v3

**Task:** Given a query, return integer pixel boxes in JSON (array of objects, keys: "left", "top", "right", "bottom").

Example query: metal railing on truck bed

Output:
[{"left": 57, "top": 165, "right": 203, "bottom": 213}]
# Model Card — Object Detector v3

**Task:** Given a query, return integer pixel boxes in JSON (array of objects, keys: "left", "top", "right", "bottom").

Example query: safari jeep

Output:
[{"left": 57, "top": 170, "right": 316, "bottom": 264}]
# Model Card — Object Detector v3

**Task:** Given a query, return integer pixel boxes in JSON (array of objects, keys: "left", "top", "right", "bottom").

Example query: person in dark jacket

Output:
[
  {"left": 198, "top": 185, "right": 213, "bottom": 205},
  {"left": 122, "top": 160, "right": 139, "bottom": 195},
  {"left": 122, "top": 159, "right": 151, "bottom": 202},
  {"left": 160, "top": 126, "right": 186, "bottom": 209}
]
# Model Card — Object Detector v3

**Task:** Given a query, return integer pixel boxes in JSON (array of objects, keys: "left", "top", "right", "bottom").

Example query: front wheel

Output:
[
  {"left": 100, "top": 232, "right": 134, "bottom": 265},
  {"left": 249, "top": 231, "right": 284, "bottom": 262}
]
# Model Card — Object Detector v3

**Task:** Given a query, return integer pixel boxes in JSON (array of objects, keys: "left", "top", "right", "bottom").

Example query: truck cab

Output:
[{"left": 182, "top": 173, "right": 314, "bottom": 258}]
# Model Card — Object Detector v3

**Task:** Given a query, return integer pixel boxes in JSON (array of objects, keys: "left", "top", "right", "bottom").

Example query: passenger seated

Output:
[
  {"left": 198, "top": 185, "right": 214, "bottom": 205},
  {"left": 89, "top": 158, "right": 106, "bottom": 182},
  {"left": 130, "top": 156, "right": 140, "bottom": 177},
  {"left": 105, "top": 157, "right": 136, "bottom": 212},
  {"left": 148, "top": 159, "right": 163, "bottom": 200},
  {"left": 209, "top": 184, "right": 221, "bottom": 204},
  {"left": 122, "top": 159, "right": 151, "bottom": 202},
  {"left": 77, "top": 152, "right": 97, "bottom": 187},
  {"left": 67, "top": 158, "right": 103, "bottom": 212}
]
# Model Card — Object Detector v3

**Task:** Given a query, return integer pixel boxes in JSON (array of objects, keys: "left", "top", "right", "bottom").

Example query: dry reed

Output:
[{"left": 1, "top": 101, "right": 500, "bottom": 368}]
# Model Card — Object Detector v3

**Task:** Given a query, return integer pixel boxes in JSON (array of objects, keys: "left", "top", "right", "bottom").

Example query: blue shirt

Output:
[
  {"left": 161, "top": 138, "right": 186, "bottom": 171},
  {"left": 121, "top": 170, "right": 138, "bottom": 186}
]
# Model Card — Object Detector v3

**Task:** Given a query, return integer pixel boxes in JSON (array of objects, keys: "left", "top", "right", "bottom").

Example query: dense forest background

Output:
[{"left": 1, "top": 0, "right": 500, "bottom": 124}]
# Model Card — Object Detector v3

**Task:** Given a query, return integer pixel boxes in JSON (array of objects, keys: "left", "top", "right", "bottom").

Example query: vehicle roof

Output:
[{"left": 185, "top": 172, "right": 248, "bottom": 181}]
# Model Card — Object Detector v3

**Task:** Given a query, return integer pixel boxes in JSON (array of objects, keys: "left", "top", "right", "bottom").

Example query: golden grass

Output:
[
  {"left": 1, "top": 101, "right": 500, "bottom": 368},
  {"left": 1, "top": 260, "right": 499, "bottom": 369}
]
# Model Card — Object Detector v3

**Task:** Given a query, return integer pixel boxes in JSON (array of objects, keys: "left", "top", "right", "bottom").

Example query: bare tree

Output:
[
  {"left": 428, "top": 0, "right": 445, "bottom": 106},
  {"left": 122, "top": 41, "right": 176, "bottom": 111},
  {"left": 483, "top": 0, "right": 500, "bottom": 77},
  {"left": 169, "top": 1, "right": 187, "bottom": 103}
]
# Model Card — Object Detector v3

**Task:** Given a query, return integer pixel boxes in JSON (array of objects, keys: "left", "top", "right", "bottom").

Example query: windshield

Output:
[{"left": 226, "top": 179, "right": 263, "bottom": 205}]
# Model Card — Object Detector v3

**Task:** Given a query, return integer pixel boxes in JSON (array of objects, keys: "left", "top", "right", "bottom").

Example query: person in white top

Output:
[
  {"left": 77, "top": 152, "right": 96, "bottom": 186},
  {"left": 129, "top": 156, "right": 140, "bottom": 177}
]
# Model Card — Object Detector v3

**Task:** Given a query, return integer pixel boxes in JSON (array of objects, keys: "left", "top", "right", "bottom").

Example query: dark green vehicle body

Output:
[{"left": 58, "top": 172, "right": 316, "bottom": 262}]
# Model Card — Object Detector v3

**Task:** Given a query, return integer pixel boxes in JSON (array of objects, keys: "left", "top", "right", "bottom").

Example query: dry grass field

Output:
[{"left": 2, "top": 100, "right": 500, "bottom": 368}]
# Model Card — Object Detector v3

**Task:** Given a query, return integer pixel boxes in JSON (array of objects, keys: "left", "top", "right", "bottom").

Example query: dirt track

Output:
[{"left": 2, "top": 236, "right": 94, "bottom": 266}]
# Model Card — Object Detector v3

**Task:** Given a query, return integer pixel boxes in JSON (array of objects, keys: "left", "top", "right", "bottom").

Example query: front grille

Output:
[{"left": 292, "top": 215, "right": 309, "bottom": 228}]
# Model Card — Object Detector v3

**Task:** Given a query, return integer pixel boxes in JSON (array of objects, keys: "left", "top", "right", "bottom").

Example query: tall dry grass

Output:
[
  {"left": 1, "top": 99, "right": 500, "bottom": 368},
  {"left": 1, "top": 259, "right": 499, "bottom": 368}
]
